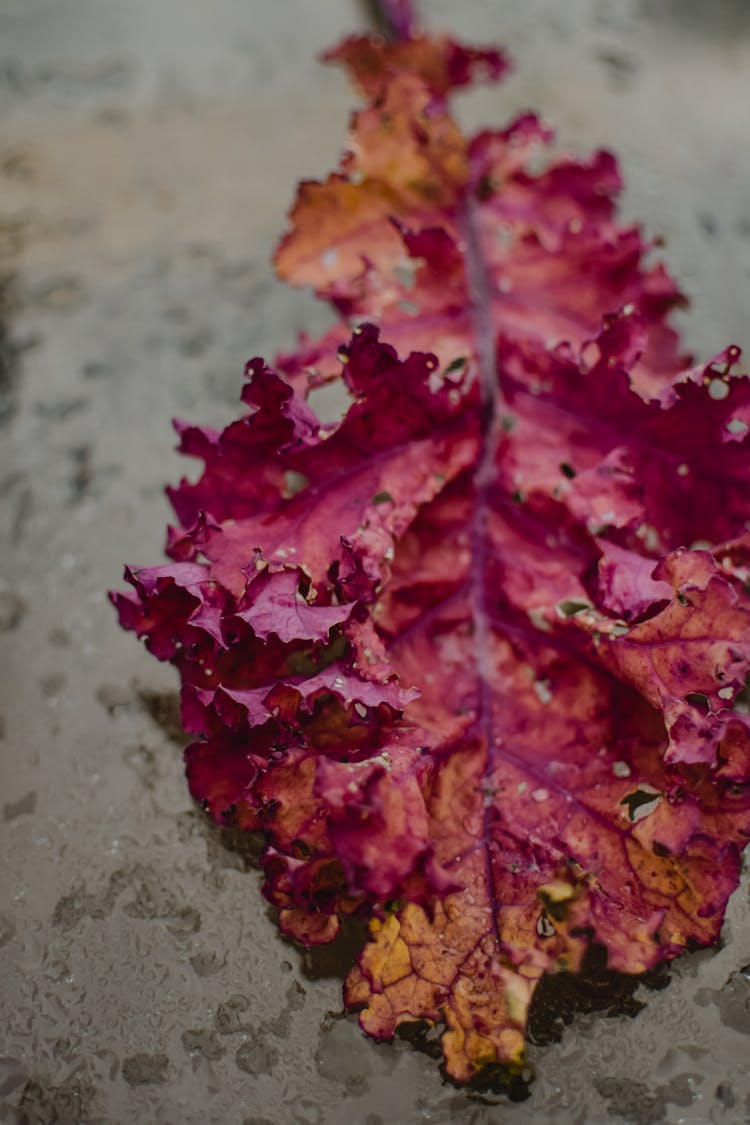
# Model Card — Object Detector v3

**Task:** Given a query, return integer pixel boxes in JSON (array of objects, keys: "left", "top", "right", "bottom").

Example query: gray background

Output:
[{"left": 1, "top": 1, "right": 750, "bottom": 1122}]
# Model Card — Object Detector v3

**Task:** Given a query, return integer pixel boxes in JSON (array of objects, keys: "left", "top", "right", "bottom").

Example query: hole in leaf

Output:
[
  {"left": 393, "top": 257, "right": 421, "bottom": 290},
  {"left": 621, "top": 788, "right": 662, "bottom": 822},
  {"left": 556, "top": 599, "right": 592, "bottom": 618},
  {"left": 537, "top": 912, "right": 555, "bottom": 938},
  {"left": 307, "top": 381, "right": 352, "bottom": 425},
  {"left": 560, "top": 462, "right": 576, "bottom": 479},
  {"left": 533, "top": 680, "right": 552, "bottom": 704},
  {"left": 685, "top": 692, "right": 711, "bottom": 713},
  {"left": 283, "top": 470, "right": 309, "bottom": 497},
  {"left": 398, "top": 299, "right": 419, "bottom": 316}
]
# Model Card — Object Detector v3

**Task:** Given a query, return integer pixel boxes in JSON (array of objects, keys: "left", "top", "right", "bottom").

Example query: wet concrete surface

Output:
[{"left": 1, "top": 1, "right": 750, "bottom": 1121}]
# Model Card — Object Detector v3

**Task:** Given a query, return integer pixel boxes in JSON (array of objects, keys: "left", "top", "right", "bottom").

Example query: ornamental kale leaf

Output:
[{"left": 113, "top": 20, "right": 750, "bottom": 1084}]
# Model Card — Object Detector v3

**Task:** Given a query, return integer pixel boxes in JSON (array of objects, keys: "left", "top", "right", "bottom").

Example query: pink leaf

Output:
[{"left": 112, "top": 26, "right": 750, "bottom": 1085}]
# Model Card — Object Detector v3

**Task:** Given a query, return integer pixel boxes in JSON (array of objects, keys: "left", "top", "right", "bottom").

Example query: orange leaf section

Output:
[
  {"left": 275, "top": 74, "right": 468, "bottom": 291},
  {"left": 275, "top": 34, "right": 685, "bottom": 398},
  {"left": 324, "top": 33, "right": 510, "bottom": 99}
]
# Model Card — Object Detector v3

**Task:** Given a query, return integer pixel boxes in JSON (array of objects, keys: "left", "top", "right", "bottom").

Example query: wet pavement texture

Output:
[{"left": 1, "top": 1, "right": 750, "bottom": 1122}]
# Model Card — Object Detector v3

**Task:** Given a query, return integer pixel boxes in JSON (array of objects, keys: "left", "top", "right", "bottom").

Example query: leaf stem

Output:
[
  {"left": 460, "top": 193, "right": 505, "bottom": 947},
  {"left": 364, "top": 0, "right": 419, "bottom": 40}
]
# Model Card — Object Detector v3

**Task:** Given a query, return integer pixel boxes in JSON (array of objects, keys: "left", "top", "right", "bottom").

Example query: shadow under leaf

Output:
[
  {"left": 527, "top": 943, "right": 671, "bottom": 1047},
  {"left": 283, "top": 914, "right": 370, "bottom": 981}
]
